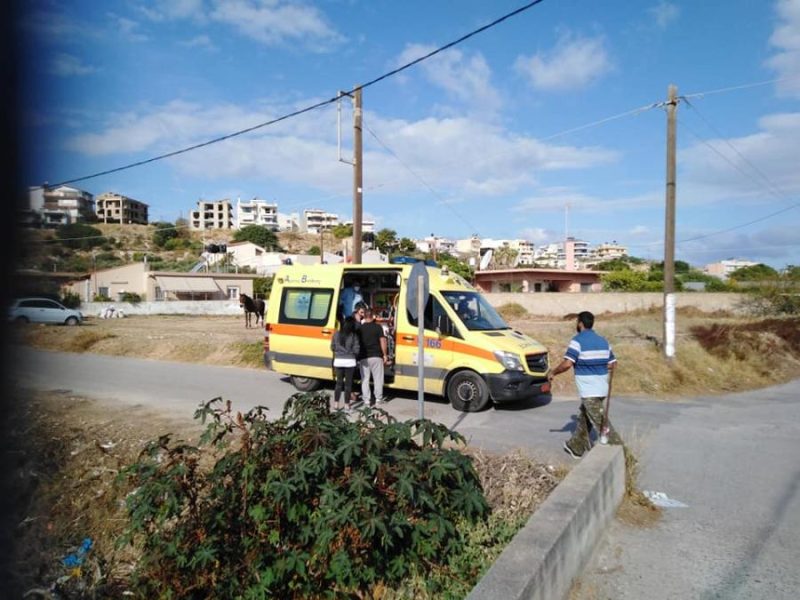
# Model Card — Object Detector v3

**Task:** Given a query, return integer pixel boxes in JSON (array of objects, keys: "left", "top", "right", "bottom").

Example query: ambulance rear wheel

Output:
[
  {"left": 291, "top": 376, "right": 322, "bottom": 392},
  {"left": 447, "top": 371, "right": 490, "bottom": 412}
]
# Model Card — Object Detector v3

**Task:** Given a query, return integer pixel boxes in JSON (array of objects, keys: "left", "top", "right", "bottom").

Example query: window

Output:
[
  {"left": 227, "top": 286, "right": 240, "bottom": 300},
  {"left": 580, "top": 283, "right": 593, "bottom": 293},
  {"left": 407, "top": 296, "right": 450, "bottom": 332},
  {"left": 155, "top": 286, "right": 164, "bottom": 301},
  {"left": 280, "top": 288, "right": 333, "bottom": 326},
  {"left": 98, "top": 287, "right": 109, "bottom": 298}
]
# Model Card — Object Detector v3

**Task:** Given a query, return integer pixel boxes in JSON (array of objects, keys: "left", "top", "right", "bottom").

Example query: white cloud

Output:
[
  {"left": 138, "top": 0, "right": 206, "bottom": 22},
  {"left": 514, "top": 32, "right": 612, "bottom": 91},
  {"left": 649, "top": 1, "right": 680, "bottom": 29},
  {"left": 208, "top": 0, "right": 343, "bottom": 50},
  {"left": 513, "top": 187, "right": 660, "bottom": 214},
  {"left": 179, "top": 34, "right": 216, "bottom": 50},
  {"left": 518, "top": 227, "right": 557, "bottom": 244},
  {"left": 49, "top": 53, "right": 97, "bottom": 77},
  {"left": 680, "top": 111, "right": 800, "bottom": 201},
  {"left": 767, "top": 0, "right": 800, "bottom": 97},
  {"left": 396, "top": 45, "right": 501, "bottom": 114},
  {"left": 108, "top": 14, "right": 148, "bottom": 42},
  {"left": 630, "top": 225, "right": 651, "bottom": 236},
  {"left": 65, "top": 99, "right": 616, "bottom": 199}
]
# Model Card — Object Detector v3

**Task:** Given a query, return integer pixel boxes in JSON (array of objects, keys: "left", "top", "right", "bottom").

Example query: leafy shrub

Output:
[
  {"left": 163, "top": 237, "right": 189, "bottom": 251},
  {"left": 254, "top": 275, "right": 274, "bottom": 300},
  {"left": 56, "top": 223, "right": 106, "bottom": 249},
  {"left": 60, "top": 290, "right": 82, "bottom": 308},
  {"left": 93, "top": 294, "right": 112, "bottom": 302},
  {"left": 119, "top": 393, "right": 489, "bottom": 598},
  {"left": 119, "top": 292, "right": 141, "bottom": 303}
]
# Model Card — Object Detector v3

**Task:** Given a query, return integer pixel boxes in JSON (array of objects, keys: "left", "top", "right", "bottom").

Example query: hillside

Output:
[{"left": 18, "top": 224, "right": 343, "bottom": 274}]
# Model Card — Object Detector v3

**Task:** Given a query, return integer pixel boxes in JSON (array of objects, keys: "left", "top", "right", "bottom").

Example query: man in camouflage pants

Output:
[{"left": 549, "top": 311, "right": 622, "bottom": 459}]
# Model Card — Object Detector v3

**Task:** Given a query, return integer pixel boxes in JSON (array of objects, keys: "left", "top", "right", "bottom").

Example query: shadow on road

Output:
[{"left": 493, "top": 392, "right": 553, "bottom": 411}]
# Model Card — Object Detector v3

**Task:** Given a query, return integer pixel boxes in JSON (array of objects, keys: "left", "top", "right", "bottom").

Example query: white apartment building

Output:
[
  {"left": 190, "top": 199, "right": 234, "bottom": 230},
  {"left": 31, "top": 185, "right": 95, "bottom": 227},
  {"left": 478, "top": 238, "right": 535, "bottom": 266},
  {"left": 593, "top": 241, "right": 628, "bottom": 261},
  {"left": 277, "top": 212, "right": 300, "bottom": 232},
  {"left": 415, "top": 235, "right": 456, "bottom": 255},
  {"left": 302, "top": 209, "right": 339, "bottom": 233},
  {"left": 96, "top": 192, "right": 149, "bottom": 225},
  {"left": 236, "top": 197, "right": 278, "bottom": 230},
  {"left": 454, "top": 236, "right": 482, "bottom": 257},
  {"left": 704, "top": 258, "right": 758, "bottom": 279},
  {"left": 343, "top": 219, "right": 376, "bottom": 234}
]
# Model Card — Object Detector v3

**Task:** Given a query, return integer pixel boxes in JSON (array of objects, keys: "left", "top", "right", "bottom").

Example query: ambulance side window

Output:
[
  {"left": 407, "top": 296, "right": 458, "bottom": 336},
  {"left": 280, "top": 288, "right": 333, "bottom": 326}
]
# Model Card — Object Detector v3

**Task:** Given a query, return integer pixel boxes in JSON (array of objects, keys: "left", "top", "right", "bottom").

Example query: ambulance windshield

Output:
[{"left": 442, "top": 291, "right": 510, "bottom": 331}]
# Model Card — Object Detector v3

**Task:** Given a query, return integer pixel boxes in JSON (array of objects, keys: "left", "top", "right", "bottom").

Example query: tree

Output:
[
  {"left": 308, "top": 245, "right": 321, "bottom": 256},
  {"left": 785, "top": 265, "right": 800, "bottom": 281},
  {"left": 596, "top": 258, "right": 631, "bottom": 271},
  {"left": 654, "top": 260, "right": 691, "bottom": 273},
  {"left": 729, "top": 263, "right": 779, "bottom": 281},
  {"left": 332, "top": 223, "right": 353, "bottom": 239},
  {"left": 55, "top": 223, "right": 106, "bottom": 249},
  {"left": 374, "top": 228, "right": 398, "bottom": 254},
  {"left": 152, "top": 222, "right": 178, "bottom": 248},
  {"left": 234, "top": 225, "right": 282, "bottom": 251},
  {"left": 492, "top": 247, "right": 518, "bottom": 269},
  {"left": 398, "top": 237, "right": 417, "bottom": 254},
  {"left": 437, "top": 253, "right": 472, "bottom": 280}
]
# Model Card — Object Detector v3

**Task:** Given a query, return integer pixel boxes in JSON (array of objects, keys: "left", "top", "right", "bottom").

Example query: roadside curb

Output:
[{"left": 467, "top": 444, "right": 625, "bottom": 600}]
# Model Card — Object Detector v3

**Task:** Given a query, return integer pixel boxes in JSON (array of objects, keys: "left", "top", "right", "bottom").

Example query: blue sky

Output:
[{"left": 19, "top": 0, "right": 800, "bottom": 268}]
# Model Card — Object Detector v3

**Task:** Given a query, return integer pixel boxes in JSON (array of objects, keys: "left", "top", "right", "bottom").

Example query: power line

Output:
[
  {"left": 32, "top": 0, "right": 549, "bottom": 191},
  {"left": 682, "top": 76, "right": 798, "bottom": 99}
]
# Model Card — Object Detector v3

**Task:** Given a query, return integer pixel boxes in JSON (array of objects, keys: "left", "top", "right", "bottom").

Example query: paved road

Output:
[{"left": 12, "top": 349, "right": 800, "bottom": 597}]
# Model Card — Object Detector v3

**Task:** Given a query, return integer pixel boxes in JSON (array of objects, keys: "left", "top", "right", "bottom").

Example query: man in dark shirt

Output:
[{"left": 358, "top": 308, "right": 389, "bottom": 406}]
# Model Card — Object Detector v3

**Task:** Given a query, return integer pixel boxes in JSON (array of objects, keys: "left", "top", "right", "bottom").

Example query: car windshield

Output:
[{"left": 441, "top": 291, "right": 510, "bottom": 331}]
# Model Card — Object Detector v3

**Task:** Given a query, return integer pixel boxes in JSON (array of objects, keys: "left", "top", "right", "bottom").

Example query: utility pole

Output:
[
  {"left": 319, "top": 229, "right": 324, "bottom": 264},
  {"left": 352, "top": 87, "right": 363, "bottom": 264},
  {"left": 663, "top": 84, "right": 678, "bottom": 359}
]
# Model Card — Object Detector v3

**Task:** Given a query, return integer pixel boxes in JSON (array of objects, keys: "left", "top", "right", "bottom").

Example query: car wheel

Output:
[
  {"left": 14, "top": 316, "right": 29, "bottom": 324},
  {"left": 290, "top": 376, "right": 322, "bottom": 392},
  {"left": 65, "top": 316, "right": 80, "bottom": 326},
  {"left": 447, "top": 371, "right": 490, "bottom": 412}
]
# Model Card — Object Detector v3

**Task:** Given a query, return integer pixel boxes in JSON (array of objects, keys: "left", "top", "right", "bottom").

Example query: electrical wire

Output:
[
  {"left": 363, "top": 119, "right": 479, "bottom": 233},
  {"left": 32, "top": 0, "right": 548, "bottom": 191},
  {"left": 682, "top": 76, "right": 799, "bottom": 99}
]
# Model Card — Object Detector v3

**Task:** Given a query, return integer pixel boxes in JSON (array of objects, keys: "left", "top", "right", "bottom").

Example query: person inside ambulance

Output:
[
  {"left": 457, "top": 298, "right": 477, "bottom": 322},
  {"left": 339, "top": 279, "right": 364, "bottom": 319}
]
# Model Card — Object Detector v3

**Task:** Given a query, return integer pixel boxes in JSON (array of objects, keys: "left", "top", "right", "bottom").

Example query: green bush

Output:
[
  {"left": 60, "top": 290, "right": 82, "bottom": 308},
  {"left": 119, "top": 393, "right": 489, "bottom": 598},
  {"left": 163, "top": 237, "right": 189, "bottom": 251},
  {"left": 93, "top": 294, "right": 112, "bottom": 302},
  {"left": 55, "top": 223, "right": 106, "bottom": 249},
  {"left": 254, "top": 276, "right": 274, "bottom": 300},
  {"left": 119, "top": 292, "right": 142, "bottom": 303}
]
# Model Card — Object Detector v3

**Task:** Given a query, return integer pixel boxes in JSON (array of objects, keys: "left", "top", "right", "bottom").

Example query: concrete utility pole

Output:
[
  {"left": 663, "top": 84, "right": 678, "bottom": 359},
  {"left": 352, "top": 87, "right": 363, "bottom": 264},
  {"left": 319, "top": 229, "right": 324, "bottom": 264}
]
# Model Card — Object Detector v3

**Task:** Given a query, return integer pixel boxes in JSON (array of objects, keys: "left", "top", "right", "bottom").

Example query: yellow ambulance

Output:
[{"left": 263, "top": 262, "right": 551, "bottom": 411}]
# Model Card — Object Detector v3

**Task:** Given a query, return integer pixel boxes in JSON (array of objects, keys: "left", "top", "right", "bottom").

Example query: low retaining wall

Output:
[
  {"left": 80, "top": 293, "right": 745, "bottom": 317},
  {"left": 467, "top": 445, "right": 625, "bottom": 600},
  {"left": 82, "top": 300, "right": 243, "bottom": 316},
  {"left": 485, "top": 292, "right": 744, "bottom": 318}
]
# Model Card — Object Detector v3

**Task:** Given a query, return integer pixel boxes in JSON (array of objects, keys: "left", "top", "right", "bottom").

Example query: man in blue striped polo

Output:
[{"left": 549, "top": 311, "right": 622, "bottom": 459}]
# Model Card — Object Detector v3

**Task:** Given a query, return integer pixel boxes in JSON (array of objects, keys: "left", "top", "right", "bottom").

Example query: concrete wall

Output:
[
  {"left": 79, "top": 292, "right": 746, "bottom": 317},
  {"left": 82, "top": 300, "right": 243, "bottom": 316},
  {"left": 484, "top": 292, "right": 744, "bottom": 317},
  {"left": 467, "top": 445, "right": 625, "bottom": 600}
]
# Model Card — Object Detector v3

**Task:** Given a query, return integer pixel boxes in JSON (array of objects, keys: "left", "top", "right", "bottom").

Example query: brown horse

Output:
[{"left": 239, "top": 293, "right": 265, "bottom": 328}]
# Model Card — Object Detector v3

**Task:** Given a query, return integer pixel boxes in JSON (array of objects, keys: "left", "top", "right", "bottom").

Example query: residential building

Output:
[
  {"left": 301, "top": 209, "right": 339, "bottom": 233},
  {"left": 416, "top": 235, "right": 456, "bottom": 255},
  {"left": 190, "top": 199, "right": 234, "bottom": 230},
  {"left": 31, "top": 185, "right": 95, "bottom": 227},
  {"left": 704, "top": 258, "right": 758, "bottom": 279},
  {"left": 95, "top": 192, "right": 149, "bottom": 225},
  {"left": 277, "top": 212, "right": 300, "bottom": 232},
  {"left": 593, "top": 241, "right": 628, "bottom": 261},
  {"left": 454, "top": 235, "right": 482, "bottom": 256},
  {"left": 64, "top": 262, "right": 255, "bottom": 302},
  {"left": 236, "top": 197, "right": 278, "bottom": 230},
  {"left": 474, "top": 268, "right": 602, "bottom": 293},
  {"left": 343, "top": 219, "right": 375, "bottom": 234}
]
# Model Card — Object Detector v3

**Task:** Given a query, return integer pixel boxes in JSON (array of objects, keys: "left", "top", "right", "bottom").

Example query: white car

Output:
[{"left": 9, "top": 297, "right": 83, "bottom": 326}]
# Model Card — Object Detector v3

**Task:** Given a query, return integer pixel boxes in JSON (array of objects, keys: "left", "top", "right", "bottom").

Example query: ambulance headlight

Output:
[{"left": 494, "top": 351, "right": 524, "bottom": 371}]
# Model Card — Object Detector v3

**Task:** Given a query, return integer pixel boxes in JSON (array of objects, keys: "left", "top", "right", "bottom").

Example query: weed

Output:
[
  {"left": 119, "top": 393, "right": 491, "bottom": 598},
  {"left": 497, "top": 302, "right": 529, "bottom": 320},
  {"left": 65, "top": 331, "right": 116, "bottom": 352}
]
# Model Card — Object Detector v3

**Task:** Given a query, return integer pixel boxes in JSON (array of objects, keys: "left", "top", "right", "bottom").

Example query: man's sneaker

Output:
[{"left": 563, "top": 442, "right": 583, "bottom": 460}]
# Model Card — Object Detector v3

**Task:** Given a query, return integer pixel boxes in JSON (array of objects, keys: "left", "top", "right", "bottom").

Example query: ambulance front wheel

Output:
[
  {"left": 291, "top": 376, "right": 322, "bottom": 392},
  {"left": 447, "top": 371, "right": 490, "bottom": 412}
]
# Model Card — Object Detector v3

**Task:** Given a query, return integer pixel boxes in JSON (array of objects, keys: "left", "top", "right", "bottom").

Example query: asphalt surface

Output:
[{"left": 11, "top": 348, "right": 800, "bottom": 598}]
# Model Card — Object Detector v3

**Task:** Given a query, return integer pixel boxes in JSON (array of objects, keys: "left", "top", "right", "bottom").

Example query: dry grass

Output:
[{"left": 496, "top": 302, "right": 529, "bottom": 321}]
